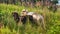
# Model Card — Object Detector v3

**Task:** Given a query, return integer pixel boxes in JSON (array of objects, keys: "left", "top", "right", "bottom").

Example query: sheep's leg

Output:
[{"left": 41, "top": 18, "right": 46, "bottom": 30}]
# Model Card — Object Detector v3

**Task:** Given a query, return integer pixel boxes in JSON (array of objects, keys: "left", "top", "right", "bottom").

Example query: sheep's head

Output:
[
  {"left": 21, "top": 9, "right": 28, "bottom": 16},
  {"left": 12, "top": 12, "right": 20, "bottom": 23}
]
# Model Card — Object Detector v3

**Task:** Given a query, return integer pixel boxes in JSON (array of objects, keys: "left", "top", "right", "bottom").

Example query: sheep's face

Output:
[
  {"left": 12, "top": 12, "right": 19, "bottom": 18},
  {"left": 12, "top": 12, "right": 20, "bottom": 23},
  {"left": 21, "top": 11, "right": 28, "bottom": 16}
]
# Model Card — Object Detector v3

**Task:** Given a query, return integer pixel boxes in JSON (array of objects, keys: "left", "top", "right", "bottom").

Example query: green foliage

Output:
[
  {"left": 0, "top": 4, "right": 60, "bottom": 34},
  {"left": 52, "top": 0, "right": 58, "bottom": 4}
]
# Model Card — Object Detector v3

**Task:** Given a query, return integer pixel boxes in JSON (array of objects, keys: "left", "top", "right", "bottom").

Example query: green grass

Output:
[{"left": 0, "top": 3, "right": 60, "bottom": 34}]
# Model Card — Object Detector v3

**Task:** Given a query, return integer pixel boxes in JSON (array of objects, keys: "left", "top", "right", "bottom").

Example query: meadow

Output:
[{"left": 0, "top": 3, "right": 60, "bottom": 34}]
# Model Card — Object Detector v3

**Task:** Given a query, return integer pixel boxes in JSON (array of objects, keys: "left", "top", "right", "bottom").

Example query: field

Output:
[{"left": 0, "top": 4, "right": 60, "bottom": 34}]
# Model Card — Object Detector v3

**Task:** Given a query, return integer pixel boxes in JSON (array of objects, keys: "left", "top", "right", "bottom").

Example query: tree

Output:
[
  {"left": 51, "top": 0, "right": 58, "bottom": 4},
  {"left": 51, "top": 0, "right": 58, "bottom": 13},
  {"left": 48, "top": 0, "right": 58, "bottom": 13}
]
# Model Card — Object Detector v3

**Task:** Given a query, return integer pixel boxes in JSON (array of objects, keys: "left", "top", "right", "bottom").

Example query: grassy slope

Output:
[{"left": 0, "top": 4, "right": 60, "bottom": 34}]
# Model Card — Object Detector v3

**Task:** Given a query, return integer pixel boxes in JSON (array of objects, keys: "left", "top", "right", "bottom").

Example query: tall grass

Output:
[{"left": 0, "top": 3, "right": 60, "bottom": 34}]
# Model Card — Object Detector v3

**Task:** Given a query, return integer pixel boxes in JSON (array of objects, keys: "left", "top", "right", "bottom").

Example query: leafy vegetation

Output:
[{"left": 0, "top": 4, "right": 60, "bottom": 34}]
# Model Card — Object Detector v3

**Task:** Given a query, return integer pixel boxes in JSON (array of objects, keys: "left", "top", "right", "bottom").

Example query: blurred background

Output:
[{"left": 0, "top": 0, "right": 60, "bottom": 34}]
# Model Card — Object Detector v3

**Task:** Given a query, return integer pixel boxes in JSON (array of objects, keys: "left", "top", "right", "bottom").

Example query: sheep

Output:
[
  {"left": 21, "top": 9, "right": 46, "bottom": 29},
  {"left": 12, "top": 11, "right": 27, "bottom": 25},
  {"left": 27, "top": 12, "right": 46, "bottom": 29},
  {"left": 12, "top": 9, "right": 46, "bottom": 30}
]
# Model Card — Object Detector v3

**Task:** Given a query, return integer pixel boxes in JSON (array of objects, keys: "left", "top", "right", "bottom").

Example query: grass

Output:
[{"left": 0, "top": 3, "right": 60, "bottom": 34}]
